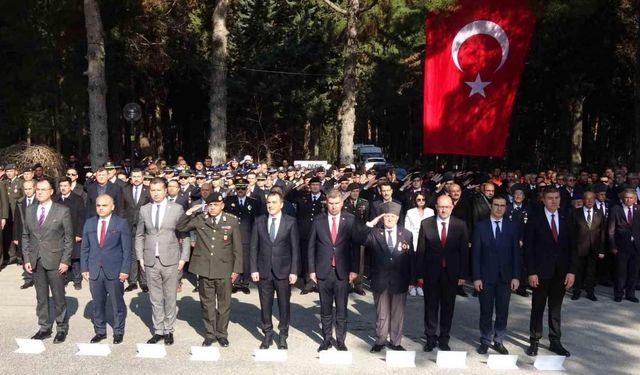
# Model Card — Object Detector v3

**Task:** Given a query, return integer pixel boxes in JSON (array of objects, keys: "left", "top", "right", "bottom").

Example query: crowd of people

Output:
[{"left": 0, "top": 155, "right": 637, "bottom": 358}]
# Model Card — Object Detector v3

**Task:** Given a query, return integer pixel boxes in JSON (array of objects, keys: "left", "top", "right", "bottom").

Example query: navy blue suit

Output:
[
  {"left": 472, "top": 218, "right": 521, "bottom": 345},
  {"left": 80, "top": 214, "right": 131, "bottom": 336}
]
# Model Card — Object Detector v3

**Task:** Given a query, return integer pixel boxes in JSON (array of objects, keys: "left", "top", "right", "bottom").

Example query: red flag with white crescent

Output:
[{"left": 423, "top": 0, "right": 536, "bottom": 157}]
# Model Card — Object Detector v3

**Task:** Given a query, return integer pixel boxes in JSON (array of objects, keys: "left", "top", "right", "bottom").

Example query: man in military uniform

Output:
[
  {"left": 224, "top": 178, "right": 259, "bottom": 294},
  {"left": 506, "top": 184, "right": 531, "bottom": 297},
  {"left": 3, "top": 164, "right": 23, "bottom": 266},
  {"left": 342, "top": 182, "right": 370, "bottom": 295},
  {"left": 177, "top": 192, "right": 242, "bottom": 347}
]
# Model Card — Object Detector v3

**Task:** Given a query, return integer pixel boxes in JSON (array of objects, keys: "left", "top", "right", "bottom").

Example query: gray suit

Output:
[
  {"left": 135, "top": 200, "right": 190, "bottom": 335},
  {"left": 22, "top": 201, "right": 73, "bottom": 333}
]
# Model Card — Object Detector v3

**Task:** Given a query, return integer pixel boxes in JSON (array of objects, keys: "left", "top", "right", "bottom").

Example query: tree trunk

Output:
[
  {"left": 303, "top": 121, "right": 311, "bottom": 159},
  {"left": 84, "top": 0, "right": 108, "bottom": 168},
  {"left": 209, "top": 0, "right": 230, "bottom": 164},
  {"left": 570, "top": 96, "right": 585, "bottom": 173},
  {"left": 338, "top": 0, "right": 359, "bottom": 165},
  {"left": 635, "top": 3, "right": 640, "bottom": 170}
]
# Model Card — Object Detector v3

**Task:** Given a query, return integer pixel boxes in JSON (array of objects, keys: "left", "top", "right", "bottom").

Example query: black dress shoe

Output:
[
  {"left": 231, "top": 286, "right": 239, "bottom": 294},
  {"left": 525, "top": 341, "right": 539, "bottom": 356},
  {"left": 90, "top": 334, "right": 107, "bottom": 343},
  {"left": 457, "top": 286, "right": 468, "bottom": 297},
  {"left": 586, "top": 293, "right": 598, "bottom": 301},
  {"left": 549, "top": 342, "right": 571, "bottom": 357},
  {"left": 472, "top": 290, "right": 479, "bottom": 297},
  {"left": 438, "top": 343, "right": 451, "bottom": 351},
  {"left": 164, "top": 333, "right": 174, "bottom": 345},
  {"left": 74, "top": 283, "right": 82, "bottom": 290},
  {"left": 353, "top": 285, "right": 366, "bottom": 296},
  {"left": 300, "top": 283, "right": 315, "bottom": 295},
  {"left": 113, "top": 335, "right": 123, "bottom": 344},
  {"left": 599, "top": 280, "right": 613, "bottom": 287},
  {"left": 31, "top": 330, "right": 52, "bottom": 340},
  {"left": 370, "top": 344, "right": 384, "bottom": 353},
  {"left": 218, "top": 337, "right": 229, "bottom": 347},
  {"left": 53, "top": 332, "right": 67, "bottom": 344},
  {"left": 202, "top": 338, "right": 215, "bottom": 346},
  {"left": 626, "top": 296, "right": 640, "bottom": 303},
  {"left": 317, "top": 341, "right": 332, "bottom": 352},
  {"left": 140, "top": 284, "right": 149, "bottom": 293},
  {"left": 260, "top": 334, "right": 273, "bottom": 349},
  {"left": 147, "top": 334, "right": 164, "bottom": 344},
  {"left": 615, "top": 296, "right": 623, "bottom": 302},
  {"left": 124, "top": 283, "right": 138, "bottom": 292},
  {"left": 423, "top": 342, "right": 436, "bottom": 352},
  {"left": 242, "top": 286, "right": 251, "bottom": 295},
  {"left": 20, "top": 281, "right": 34, "bottom": 289},
  {"left": 390, "top": 344, "right": 406, "bottom": 351},
  {"left": 493, "top": 342, "right": 509, "bottom": 355},
  {"left": 192, "top": 286, "right": 198, "bottom": 293},
  {"left": 571, "top": 292, "right": 580, "bottom": 300},
  {"left": 516, "top": 289, "right": 530, "bottom": 297},
  {"left": 277, "top": 337, "right": 287, "bottom": 350},
  {"left": 477, "top": 343, "right": 489, "bottom": 354},
  {"left": 336, "top": 343, "right": 348, "bottom": 351}
]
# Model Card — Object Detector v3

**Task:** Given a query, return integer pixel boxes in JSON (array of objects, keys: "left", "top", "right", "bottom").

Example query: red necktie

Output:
[
  {"left": 440, "top": 222, "right": 447, "bottom": 268},
  {"left": 99, "top": 220, "right": 107, "bottom": 248},
  {"left": 331, "top": 216, "right": 337, "bottom": 267},
  {"left": 551, "top": 214, "right": 558, "bottom": 242},
  {"left": 628, "top": 206, "right": 633, "bottom": 225}
]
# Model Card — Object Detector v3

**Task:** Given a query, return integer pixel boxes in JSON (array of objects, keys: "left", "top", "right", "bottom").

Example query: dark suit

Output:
[
  {"left": 571, "top": 206, "right": 605, "bottom": 295},
  {"left": 506, "top": 202, "right": 530, "bottom": 293},
  {"left": 80, "top": 214, "right": 131, "bottom": 335},
  {"left": 472, "top": 218, "right": 520, "bottom": 345},
  {"left": 250, "top": 214, "right": 299, "bottom": 338},
  {"left": 608, "top": 204, "right": 640, "bottom": 298},
  {"left": 22, "top": 201, "right": 73, "bottom": 333},
  {"left": 416, "top": 215, "right": 469, "bottom": 346},
  {"left": 224, "top": 194, "right": 259, "bottom": 285},
  {"left": 85, "top": 182, "right": 124, "bottom": 218},
  {"left": 122, "top": 184, "right": 151, "bottom": 286},
  {"left": 524, "top": 208, "right": 576, "bottom": 343},
  {"left": 363, "top": 226, "right": 414, "bottom": 346},
  {"left": 307, "top": 212, "right": 366, "bottom": 345},
  {"left": 54, "top": 193, "right": 86, "bottom": 286},
  {"left": 167, "top": 194, "right": 189, "bottom": 211}
]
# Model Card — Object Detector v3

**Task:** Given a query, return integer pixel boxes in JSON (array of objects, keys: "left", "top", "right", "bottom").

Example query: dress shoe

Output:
[
  {"left": 300, "top": 283, "right": 315, "bottom": 295},
  {"left": 353, "top": 285, "right": 366, "bottom": 296},
  {"left": 164, "top": 333, "right": 174, "bottom": 345},
  {"left": 477, "top": 343, "right": 489, "bottom": 354},
  {"left": 493, "top": 342, "right": 509, "bottom": 355},
  {"left": 20, "top": 280, "right": 34, "bottom": 289},
  {"left": 626, "top": 296, "right": 639, "bottom": 303},
  {"left": 113, "top": 335, "right": 124, "bottom": 344},
  {"left": 600, "top": 280, "right": 613, "bottom": 287},
  {"left": 140, "top": 284, "right": 149, "bottom": 293},
  {"left": 192, "top": 286, "right": 199, "bottom": 293},
  {"left": 17, "top": 258, "right": 24, "bottom": 266},
  {"left": 90, "top": 334, "right": 107, "bottom": 343},
  {"left": 8, "top": 257, "right": 18, "bottom": 265},
  {"left": 31, "top": 330, "right": 52, "bottom": 340},
  {"left": 53, "top": 332, "right": 67, "bottom": 344},
  {"left": 202, "top": 338, "right": 215, "bottom": 346},
  {"left": 231, "top": 285, "right": 239, "bottom": 294},
  {"left": 242, "top": 286, "right": 251, "bottom": 295},
  {"left": 147, "top": 334, "right": 164, "bottom": 344},
  {"left": 74, "top": 283, "right": 82, "bottom": 290},
  {"left": 438, "top": 343, "right": 451, "bottom": 351},
  {"left": 370, "top": 344, "right": 384, "bottom": 353},
  {"left": 260, "top": 334, "right": 273, "bottom": 349},
  {"left": 472, "top": 290, "right": 479, "bottom": 297},
  {"left": 277, "top": 337, "right": 288, "bottom": 350},
  {"left": 549, "top": 342, "right": 571, "bottom": 357},
  {"left": 516, "top": 289, "right": 530, "bottom": 297},
  {"left": 571, "top": 291, "right": 580, "bottom": 300},
  {"left": 615, "top": 296, "right": 622, "bottom": 302},
  {"left": 586, "top": 293, "right": 598, "bottom": 301},
  {"left": 317, "top": 341, "right": 332, "bottom": 352},
  {"left": 218, "top": 337, "right": 229, "bottom": 347},
  {"left": 525, "top": 341, "right": 539, "bottom": 356},
  {"left": 423, "top": 342, "right": 436, "bottom": 352},
  {"left": 124, "top": 283, "right": 138, "bottom": 292},
  {"left": 457, "top": 286, "right": 468, "bottom": 297},
  {"left": 336, "top": 343, "right": 348, "bottom": 351},
  {"left": 389, "top": 344, "right": 406, "bottom": 351}
]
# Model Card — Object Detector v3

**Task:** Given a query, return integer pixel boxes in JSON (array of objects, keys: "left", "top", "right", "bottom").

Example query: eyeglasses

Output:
[
  {"left": 66, "top": 173, "right": 77, "bottom": 176},
  {"left": 416, "top": 198, "right": 425, "bottom": 202}
]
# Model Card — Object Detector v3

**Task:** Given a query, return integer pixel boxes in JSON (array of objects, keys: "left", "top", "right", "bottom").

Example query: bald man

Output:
[{"left": 80, "top": 195, "right": 131, "bottom": 344}]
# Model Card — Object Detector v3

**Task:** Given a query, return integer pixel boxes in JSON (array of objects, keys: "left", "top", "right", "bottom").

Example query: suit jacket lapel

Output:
[
  {"left": 273, "top": 216, "right": 286, "bottom": 244},
  {"left": 40, "top": 203, "right": 56, "bottom": 232}
]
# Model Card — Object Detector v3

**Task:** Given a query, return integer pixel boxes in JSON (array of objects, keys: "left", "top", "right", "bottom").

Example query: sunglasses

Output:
[
  {"left": 416, "top": 198, "right": 425, "bottom": 202},
  {"left": 236, "top": 187, "right": 247, "bottom": 190},
  {"left": 179, "top": 176, "right": 188, "bottom": 180}
]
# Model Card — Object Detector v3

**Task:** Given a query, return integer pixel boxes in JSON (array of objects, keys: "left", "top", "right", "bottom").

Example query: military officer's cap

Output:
[
  {"left": 593, "top": 183, "right": 607, "bottom": 193},
  {"left": 348, "top": 183, "right": 361, "bottom": 192},
  {"left": 235, "top": 178, "right": 249, "bottom": 189},
  {"left": 196, "top": 173, "right": 206, "bottom": 179},
  {"left": 268, "top": 168, "right": 278, "bottom": 174},
  {"left": 178, "top": 170, "right": 190, "bottom": 178},
  {"left": 104, "top": 161, "right": 116, "bottom": 170},
  {"left": 225, "top": 172, "right": 235, "bottom": 179},
  {"left": 143, "top": 172, "right": 153, "bottom": 180},
  {"left": 257, "top": 172, "right": 267, "bottom": 180},
  {"left": 4, "top": 163, "right": 16, "bottom": 170},
  {"left": 205, "top": 192, "right": 224, "bottom": 204},
  {"left": 211, "top": 173, "right": 222, "bottom": 180}
]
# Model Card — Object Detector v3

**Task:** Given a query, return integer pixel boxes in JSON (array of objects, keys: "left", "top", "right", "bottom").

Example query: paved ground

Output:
[{"left": 0, "top": 264, "right": 637, "bottom": 374}]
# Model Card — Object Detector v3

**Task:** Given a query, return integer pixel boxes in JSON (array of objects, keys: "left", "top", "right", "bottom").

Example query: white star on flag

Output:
[{"left": 465, "top": 73, "right": 491, "bottom": 97}]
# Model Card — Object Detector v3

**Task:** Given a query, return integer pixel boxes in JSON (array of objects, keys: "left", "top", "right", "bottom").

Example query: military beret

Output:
[
  {"left": 347, "top": 182, "right": 361, "bottom": 191},
  {"left": 593, "top": 183, "right": 607, "bottom": 193},
  {"left": 4, "top": 163, "right": 16, "bottom": 170},
  {"left": 381, "top": 201, "right": 402, "bottom": 217},
  {"left": 205, "top": 192, "right": 224, "bottom": 204},
  {"left": 309, "top": 177, "right": 321, "bottom": 184},
  {"left": 103, "top": 161, "right": 116, "bottom": 170}
]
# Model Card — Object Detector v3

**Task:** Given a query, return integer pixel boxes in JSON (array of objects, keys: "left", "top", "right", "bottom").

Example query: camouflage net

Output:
[{"left": 0, "top": 143, "right": 65, "bottom": 178}]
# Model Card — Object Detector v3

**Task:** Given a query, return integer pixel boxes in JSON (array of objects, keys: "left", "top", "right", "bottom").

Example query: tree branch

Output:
[
  {"left": 358, "top": 0, "right": 379, "bottom": 14},
  {"left": 320, "top": 0, "right": 347, "bottom": 15}
]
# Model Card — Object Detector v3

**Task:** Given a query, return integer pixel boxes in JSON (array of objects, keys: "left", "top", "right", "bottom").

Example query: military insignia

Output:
[
  {"left": 222, "top": 216, "right": 227, "bottom": 222},
  {"left": 223, "top": 235, "right": 228, "bottom": 241},
  {"left": 247, "top": 205, "right": 252, "bottom": 210},
  {"left": 231, "top": 203, "right": 236, "bottom": 207}
]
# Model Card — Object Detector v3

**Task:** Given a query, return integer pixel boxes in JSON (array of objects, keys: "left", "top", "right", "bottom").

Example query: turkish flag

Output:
[{"left": 423, "top": 0, "right": 536, "bottom": 157}]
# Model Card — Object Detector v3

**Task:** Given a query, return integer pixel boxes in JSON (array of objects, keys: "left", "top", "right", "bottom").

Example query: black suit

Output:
[
  {"left": 122, "top": 184, "right": 151, "bottom": 286},
  {"left": 524, "top": 208, "right": 576, "bottom": 343},
  {"left": 570, "top": 207, "right": 605, "bottom": 295},
  {"left": 307, "top": 212, "right": 367, "bottom": 345},
  {"left": 224, "top": 194, "right": 260, "bottom": 285},
  {"left": 54, "top": 193, "right": 86, "bottom": 286},
  {"left": 167, "top": 194, "right": 190, "bottom": 211},
  {"left": 608, "top": 204, "right": 640, "bottom": 298},
  {"left": 250, "top": 214, "right": 300, "bottom": 338},
  {"left": 416, "top": 215, "right": 469, "bottom": 346},
  {"left": 85, "top": 182, "right": 124, "bottom": 218}
]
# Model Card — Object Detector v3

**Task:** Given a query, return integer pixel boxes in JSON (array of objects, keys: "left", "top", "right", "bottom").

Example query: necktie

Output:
[
  {"left": 38, "top": 206, "right": 45, "bottom": 226},
  {"left": 387, "top": 230, "right": 394, "bottom": 251},
  {"left": 628, "top": 206, "right": 633, "bottom": 225},
  {"left": 312, "top": 196, "right": 316, "bottom": 203},
  {"left": 213, "top": 217, "right": 218, "bottom": 226},
  {"left": 587, "top": 209, "right": 592, "bottom": 228},
  {"left": 331, "top": 216, "right": 338, "bottom": 267},
  {"left": 269, "top": 217, "right": 277, "bottom": 241},
  {"left": 154, "top": 204, "right": 160, "bottom": 230},
  {"left": 27, "top": 198, "right": 32, "bottom": 207},
  {"left": 440, "top": 222, "right": 447, "bottom": 268},
  {"left": 99, "top": 220, "right": 107, "bottom": 247},
  {"left": 239, "top": 198, "right": 244, "bottom": 208},
  {"left": 551, "top": 214, "right": 558, "bottom": 242},
  {"left": 134, "top": 186, "right": 139, "bottom": 204},
  {"left": 495, "top": 220, "right": 501, "bottom": 239}
]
